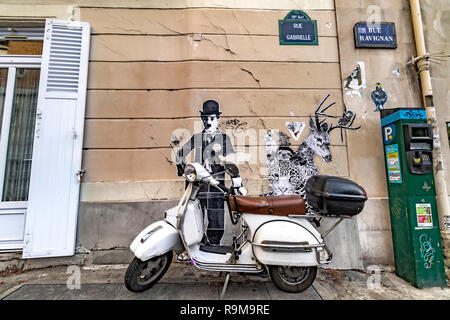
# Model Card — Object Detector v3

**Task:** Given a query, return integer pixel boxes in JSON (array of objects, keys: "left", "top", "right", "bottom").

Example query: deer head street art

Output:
[{"left": 264, "top": 94, "right": 361, "bottom": 199}]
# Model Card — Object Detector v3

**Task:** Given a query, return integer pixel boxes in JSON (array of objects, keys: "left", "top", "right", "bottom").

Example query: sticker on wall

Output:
[
  {"left": 383, "top": 124, "right": 396, "bottom": 145},
  {"left": 416, "top": 203, "right": 433, "bottom": 227},
  {"left": 392, "top": 68, "right": 400, "bottom": 77},
  {"left": 285, "top": 121, "right": 306, "bottom": 141},
  {"left": 444, "top": 215, "right": 450, "bottom": 230},
  {"left": 385, "top": 144, "right": 402, "bottom": 183},
  {"left": 371, "top": 82, "right": 388, "bottom": 112},
  {"left": 344, "top": 62, "right": 366, "bottom": 98}
]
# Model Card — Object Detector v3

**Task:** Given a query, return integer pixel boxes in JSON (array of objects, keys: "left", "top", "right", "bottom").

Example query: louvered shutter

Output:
[{"left": 22, "top": 19, "right": 90, "bottom": 258}]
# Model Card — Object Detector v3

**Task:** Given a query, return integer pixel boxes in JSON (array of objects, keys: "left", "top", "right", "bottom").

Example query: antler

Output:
[
  {"left": 328, "top": 110, "right": 361, "bottom": 133},
  {"left": 312, "top": 95, "right": 361, "bottom": 138},
  {"left": 315, "top": 94, "right": 340, "bottom": 119},
  {"left": 311, "top": 94, "right": 341, "bottom": 132}
]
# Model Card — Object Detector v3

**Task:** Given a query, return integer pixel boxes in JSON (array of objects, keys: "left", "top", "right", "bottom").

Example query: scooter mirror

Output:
[{"left": 224, "top": 162, "right": 239, "bottom": 178}]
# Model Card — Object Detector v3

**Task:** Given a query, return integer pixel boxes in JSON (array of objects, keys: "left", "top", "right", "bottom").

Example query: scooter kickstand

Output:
[{"left": 219, "top": 273, "right": 231, "bottom": 300}]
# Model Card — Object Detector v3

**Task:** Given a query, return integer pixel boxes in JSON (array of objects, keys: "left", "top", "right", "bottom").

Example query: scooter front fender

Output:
[{"left": 130, "top": 221, "right": 184, "bottom": 261}]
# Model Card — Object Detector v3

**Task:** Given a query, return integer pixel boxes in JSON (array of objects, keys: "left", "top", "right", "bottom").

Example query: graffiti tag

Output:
[
  {"left": 221, "top": 119, "right": 248, "bottom": 133},
  {"left": 403, "top": 110, "right": 425, "bottom": 119},
  {"left": 419, "top": 234, "right": 435, "bottom": 269}
]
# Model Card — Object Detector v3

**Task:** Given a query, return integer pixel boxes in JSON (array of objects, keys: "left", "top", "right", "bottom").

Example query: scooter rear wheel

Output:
[
  {"left": 124, "top": 251, "right": 173, "bottom": 292},
  {"left": 269, "top": 265, "right": 317, "bottom": 293}
]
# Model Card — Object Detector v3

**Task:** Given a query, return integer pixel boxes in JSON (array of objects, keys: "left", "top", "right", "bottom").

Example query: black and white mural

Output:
[
  {"left": 344, "top": 62, "right": 366, "bottom": 98},
  {"left": 171, "top": 96, "right": 361, "bottom": 243},
  {"left": 174, "top": 100, "right": 245, "bottom": 246},
  {"left": 370, "top": 82, "right": 388, "bottom": 112},
  {"left": 264, "top": 94, "right": 361, "bottom": 198}
]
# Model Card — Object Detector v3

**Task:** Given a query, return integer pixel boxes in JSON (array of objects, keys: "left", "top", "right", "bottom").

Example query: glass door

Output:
[{"left": 0, "top": 63, "right": 40, "bottom": 251}]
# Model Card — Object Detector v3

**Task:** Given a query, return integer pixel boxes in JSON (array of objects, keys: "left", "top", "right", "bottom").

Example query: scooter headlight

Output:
[{"left": 184, "top": 164, "right": 197, "bottom": 182}]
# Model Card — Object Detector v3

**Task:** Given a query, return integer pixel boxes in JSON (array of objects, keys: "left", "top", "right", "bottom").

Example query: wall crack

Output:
[
  {"left": 240, "top": 67, "right": 261, "bottom": 87},
  {"left": 202, "top": 36, "right": 237, "bottom": 56}
]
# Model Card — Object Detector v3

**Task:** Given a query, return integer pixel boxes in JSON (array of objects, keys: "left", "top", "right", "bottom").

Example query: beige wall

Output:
[
  {"left": 420, "top": 0, "right": 450, "bottom": 195},
  {"left": 0, "top": 0, "right": 335, "bottom": 9},
  {"left": 420, "top": 0, "right": 450, "bottom": 267},
  {"left": 2, "top": 0, "right": 447, "bottom": 267},
  {"left": 335, "top": 0, "right": 425, "bottom": 265},
  {"left": 0, "top": 4, "right": 77, "bottom": 20},
  {"left": 78, "top": 3, "right": 368, "bottom": 269},
  {"left": 79, "top": 5, "right": 347, "bottom": 201}
]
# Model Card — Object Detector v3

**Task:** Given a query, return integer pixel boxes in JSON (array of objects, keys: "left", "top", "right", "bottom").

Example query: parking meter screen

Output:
[{"left": 412, "top": 127, "right": 428, "bottom": 137}]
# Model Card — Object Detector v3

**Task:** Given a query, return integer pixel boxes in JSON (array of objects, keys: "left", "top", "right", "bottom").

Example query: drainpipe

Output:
[{"left": 409, "top": 0, "right": 450, "bottom": 268}]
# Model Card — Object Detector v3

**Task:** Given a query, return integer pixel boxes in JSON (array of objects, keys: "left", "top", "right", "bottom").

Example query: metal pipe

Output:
[
  {"left": 410, "top": 0, "right": 433, "bottom": 99},
  {"left": 219, "top": 273, "right": 230, "bottom": 300},
  {"left": 409, "top": 0, "right": 450, "bottom": 256}
]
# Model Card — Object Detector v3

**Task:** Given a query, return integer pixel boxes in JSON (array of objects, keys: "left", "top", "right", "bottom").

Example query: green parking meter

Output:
[{"left": 380, "top": 108, "right": 446, "bottom": 288}]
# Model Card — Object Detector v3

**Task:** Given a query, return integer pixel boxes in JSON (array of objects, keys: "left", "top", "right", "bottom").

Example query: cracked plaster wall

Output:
[
  {"left": 2, "top": 1, "right": 445, "bottom": 270},
  {"left": 76, "top": 3, "right": 365, "bottom": 268},
  {"left": 79, "top": 5, "right": 345, "bottom": 201}
]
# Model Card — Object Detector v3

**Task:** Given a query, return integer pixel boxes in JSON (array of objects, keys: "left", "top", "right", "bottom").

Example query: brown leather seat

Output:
[{"left": 228, "top": 194, "right": 306, "bottom": 216}]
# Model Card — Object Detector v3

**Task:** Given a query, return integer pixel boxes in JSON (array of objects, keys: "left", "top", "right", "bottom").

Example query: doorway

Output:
[{"left": 0, "top": 57, "right": 41, "bottom": 251}]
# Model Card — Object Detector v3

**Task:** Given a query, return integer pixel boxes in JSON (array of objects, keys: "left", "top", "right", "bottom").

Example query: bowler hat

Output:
[{"left": 200, "top": 100, "right": 222, "bottom": 116}]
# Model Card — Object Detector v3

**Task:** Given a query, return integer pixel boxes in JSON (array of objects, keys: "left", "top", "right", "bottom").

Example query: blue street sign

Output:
[
  {"left": 279, "top": 10, "right": 318, "bottom": 45},
  {"left": 354, "top": 22, "right": 397, "bottom": 48}
]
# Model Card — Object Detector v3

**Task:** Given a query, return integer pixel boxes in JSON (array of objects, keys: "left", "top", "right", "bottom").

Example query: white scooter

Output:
[{"left": 124, "top": 162, "right": 367, "bottom": 295}]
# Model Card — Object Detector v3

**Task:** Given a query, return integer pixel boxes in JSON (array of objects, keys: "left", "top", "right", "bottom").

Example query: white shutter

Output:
[{"left": 22, "top": 19, "right": 90, "bottom": 258}]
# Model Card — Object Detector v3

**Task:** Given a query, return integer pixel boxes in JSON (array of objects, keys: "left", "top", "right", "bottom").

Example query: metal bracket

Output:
[
  {"left": 76, "top": 169, "right": 86, "bottom": 182},
  {"left": 407, "top": 52, "right": 450, "bottom": 69},
  {"left": 321, "top": 217, "right": 345, "bottom": 239},
  {"left": 288, "top": 214, "right": 353, "bottom": 238}
]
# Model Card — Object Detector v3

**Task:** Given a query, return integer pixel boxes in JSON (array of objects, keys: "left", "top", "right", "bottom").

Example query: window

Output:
[
  {"left": 0, "top": 24, "right": 43, "bottom": 251},
  {"left": 0, "top": 24, "right": 44, "bottom": 55},
  {"left": 1, "top": 67, "right": 40, "bottom": 201},
  {"left": 0, "top": 57, "right": 41, "bottom": 251}
]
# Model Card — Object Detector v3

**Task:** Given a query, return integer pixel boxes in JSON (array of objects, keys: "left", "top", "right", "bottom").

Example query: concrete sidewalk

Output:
[{"left": 1, "top": 262, "right": 449, "bottom": 300}]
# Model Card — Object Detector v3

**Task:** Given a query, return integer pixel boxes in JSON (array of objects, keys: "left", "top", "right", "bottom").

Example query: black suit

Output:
[{"left": 177, "top": 130, "right": 235, "bottom": 244}]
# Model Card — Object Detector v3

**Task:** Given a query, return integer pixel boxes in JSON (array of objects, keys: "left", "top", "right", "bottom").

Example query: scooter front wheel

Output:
[
  {"left": 124, "top": 251, "right": 173, "bottom": 292},
  {"left": 269, "top": 265, "right": 317, "bottom": 293}
]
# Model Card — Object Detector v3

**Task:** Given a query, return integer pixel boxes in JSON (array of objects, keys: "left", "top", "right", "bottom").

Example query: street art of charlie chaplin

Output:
[{"left": 175, "top": 100, "right": 246, "bottom": 246}]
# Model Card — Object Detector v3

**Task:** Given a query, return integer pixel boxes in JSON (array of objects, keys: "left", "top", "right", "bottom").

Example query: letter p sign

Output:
[{"left": 383, "top": 125, "right": 395, "bottom": 144}]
